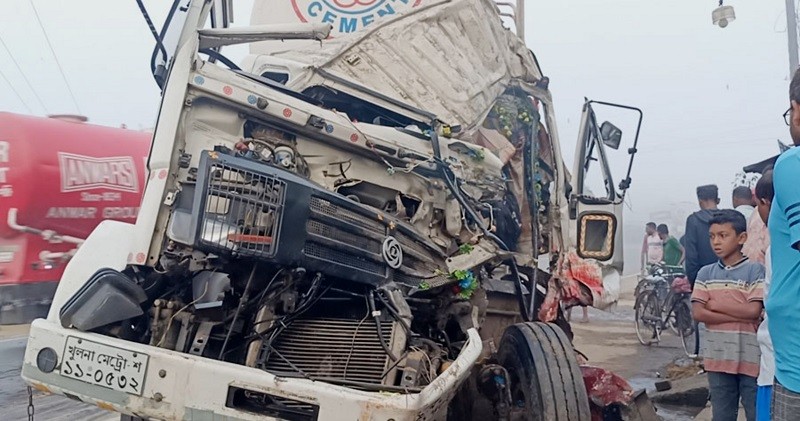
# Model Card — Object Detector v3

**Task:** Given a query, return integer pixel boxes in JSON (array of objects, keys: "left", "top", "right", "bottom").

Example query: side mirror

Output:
[{"left": 600, "top": 121, "right": 623, "bottom": 150}]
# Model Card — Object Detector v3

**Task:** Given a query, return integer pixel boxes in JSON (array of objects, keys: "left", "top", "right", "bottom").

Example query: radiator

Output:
[{"left": 261, "top": 318, "right": 401, "bottom": 385}]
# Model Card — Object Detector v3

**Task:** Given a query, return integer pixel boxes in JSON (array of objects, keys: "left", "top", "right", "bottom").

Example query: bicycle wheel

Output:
[
  {"left": 673, "top": 298, "right": 697, "bottom": 358},
  {"left": 665, "top": 293, "right": 681, "bottom": 336},
  {"left": 635, "top": 291, "right": 661, "bottom": 345}
]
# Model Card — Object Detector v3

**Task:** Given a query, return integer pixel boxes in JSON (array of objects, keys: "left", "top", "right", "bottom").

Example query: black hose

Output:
[
  {"left": 257, "top": 274, "right": 330, "bottom": 354},
  {"left": 199, "top": 48, "right": 242, "bottom": 71},
  {"left": 376, "top": 290, "right": 414, "bottom": 336},
  {"left": 218, "top": 264, "right": 258, "bottom": 358},
  {"left": 147, "top": 0, "right": 182, "bottom": 86},
  {"left": 135, "top": 0, "right": 167, "bottom": 64},
  {"left": 522, "top": 116, "right": 541, "bottom": 320},
  {"left": 429, "top": 121, "right": 531, "bottom": 322},
  {"left": 369, "top": 291, "right": 398, "bottom": 362}
]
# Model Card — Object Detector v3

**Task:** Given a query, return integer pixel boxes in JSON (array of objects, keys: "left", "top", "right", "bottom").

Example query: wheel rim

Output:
[
  {"left": 495, "top": 323, "right": 590, "bottom": 421},
  {"left": 505, "top": 343, "right": 543, "bottom": 417}
]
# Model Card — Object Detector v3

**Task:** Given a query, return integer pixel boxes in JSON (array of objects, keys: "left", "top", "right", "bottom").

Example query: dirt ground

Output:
[
  {"left": 0, "top": 323, "right": 30, "bottom": 340},
  {"left": 571, "top": 276, "right": 704, "bottom": 420}
]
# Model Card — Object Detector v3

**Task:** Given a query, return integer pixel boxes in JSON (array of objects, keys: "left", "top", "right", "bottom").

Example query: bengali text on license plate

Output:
[{"left": 59, "top": 336, "right": 148, "bottom": 395}]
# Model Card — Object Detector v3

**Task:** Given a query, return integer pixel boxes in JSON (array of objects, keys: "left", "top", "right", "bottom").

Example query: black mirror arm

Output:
[{"left": 587, "top": 100, "right": 644, "bottom": 197}]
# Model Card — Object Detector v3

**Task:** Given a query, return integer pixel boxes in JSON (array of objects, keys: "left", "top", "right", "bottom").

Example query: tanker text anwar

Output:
[{"left": 58, "top": 152, "right": 139, "bottom": 193}]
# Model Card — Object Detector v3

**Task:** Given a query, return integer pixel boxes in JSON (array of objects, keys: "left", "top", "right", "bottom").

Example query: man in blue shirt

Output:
[{"left": 766, "top": 68, "right": 800, "bottom": 420}]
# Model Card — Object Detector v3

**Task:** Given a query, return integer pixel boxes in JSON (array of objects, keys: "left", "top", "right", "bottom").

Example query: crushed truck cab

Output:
[{"left": 23, "top": 0, "right": 645, "bottom": 420}]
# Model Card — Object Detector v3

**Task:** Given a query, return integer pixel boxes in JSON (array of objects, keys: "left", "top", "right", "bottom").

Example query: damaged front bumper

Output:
[{"left": 22, "top": 319, "right": 482, "bottom": 421}]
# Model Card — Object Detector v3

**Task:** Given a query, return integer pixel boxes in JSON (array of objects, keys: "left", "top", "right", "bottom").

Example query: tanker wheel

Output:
[{"left": 496, "top": 322, "right": 591, "bottom": 421}]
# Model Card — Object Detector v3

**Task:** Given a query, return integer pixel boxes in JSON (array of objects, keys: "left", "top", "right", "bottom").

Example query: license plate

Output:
[{"left": 59, "top": 336, "right": 148, "bottom": 396}]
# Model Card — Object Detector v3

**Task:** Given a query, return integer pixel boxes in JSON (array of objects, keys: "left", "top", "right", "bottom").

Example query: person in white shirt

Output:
[
  {"left": 641, "top": 222, "right": 663, "bottom": 271},
  {"left": 734, "top": 185, "right": 756, "bottom": 221}
]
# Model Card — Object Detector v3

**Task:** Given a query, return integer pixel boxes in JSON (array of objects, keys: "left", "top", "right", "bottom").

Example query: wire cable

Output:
[
  {"left": 0, "top": 33, "right": 48, "bottom": 114},
  {"left": 0, "top": 66, "right": 32, "bottom": 113},
  {"left": 28, "top": 0, "right": 81, "bottom": 114}
]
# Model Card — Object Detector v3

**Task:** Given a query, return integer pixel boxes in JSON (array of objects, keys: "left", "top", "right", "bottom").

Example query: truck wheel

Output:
[{"left": 496, "top": 322, "right": 591, "bottom": 421}]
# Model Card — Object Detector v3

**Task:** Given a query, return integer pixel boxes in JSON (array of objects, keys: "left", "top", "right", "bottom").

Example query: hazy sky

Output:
[
  {"left": 526, "top": 1, "right": 792, "bottom": 220},
  {"left": 0, "top": 0, "right": 793, "bottom": 229}
]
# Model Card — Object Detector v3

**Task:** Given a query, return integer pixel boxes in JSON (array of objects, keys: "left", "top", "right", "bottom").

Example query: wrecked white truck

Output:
[{"left": 22, "top": 0, "right": 647, "bottom": 420}]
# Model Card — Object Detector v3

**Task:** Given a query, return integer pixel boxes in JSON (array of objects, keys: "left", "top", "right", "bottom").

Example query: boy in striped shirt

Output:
[{"left": 691, "top": 209, "right": 765, "bottom": 421}]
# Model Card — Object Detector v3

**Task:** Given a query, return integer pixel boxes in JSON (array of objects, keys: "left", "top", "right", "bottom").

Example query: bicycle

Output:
[{"left": 634, "top": 263, "right": 697, "bottom": 358}]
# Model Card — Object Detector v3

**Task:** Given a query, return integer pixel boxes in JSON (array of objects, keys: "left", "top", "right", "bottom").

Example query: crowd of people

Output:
[{"left": 639, "top": 71, "right": 800, "bottom": 421}]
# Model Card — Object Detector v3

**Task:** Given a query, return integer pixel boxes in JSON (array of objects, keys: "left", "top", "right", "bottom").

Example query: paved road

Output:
[{"left": 0, "top": 337, "right": 113, "bottom": 421}]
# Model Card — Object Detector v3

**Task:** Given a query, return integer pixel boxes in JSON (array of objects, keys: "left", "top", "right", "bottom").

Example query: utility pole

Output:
[
  {"left": 787, "top": 0, "right": 799, "bottom": 74},
  {"left": 516, "top": 0, "right": 525, "bottom": 43}
]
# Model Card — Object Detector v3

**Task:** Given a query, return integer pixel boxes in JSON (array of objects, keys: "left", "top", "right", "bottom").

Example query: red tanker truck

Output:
[{"left": 0, "top": 112, "right": 150, "bottom": 324}]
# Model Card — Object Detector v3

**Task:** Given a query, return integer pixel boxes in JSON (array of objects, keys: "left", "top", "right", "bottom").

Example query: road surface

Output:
[
  {"left": 0, "top": 277, "right": 699, "bottom": 420},
  {"left": 0, "top": 336, "right": 112, "bottom": 421}
]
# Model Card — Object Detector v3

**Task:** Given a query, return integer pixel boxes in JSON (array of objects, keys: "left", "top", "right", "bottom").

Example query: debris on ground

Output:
[
  {"left": 663, "top": 356, "right": 704, "bottom": 380},
  {"left": 650, "top": 373, "right": 709, "bottom": 408},
  {"left": 581, "top": 366, "right": 660, "bottom": 421},
  {"left": 654, "top": 380, "right": 672, "bottom": 392}
]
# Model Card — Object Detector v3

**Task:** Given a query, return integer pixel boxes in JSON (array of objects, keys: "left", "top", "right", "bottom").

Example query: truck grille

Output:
[
  {"left": 196, "top": 155, "right": 286, "bottom": 258},
  {"left": 188, "top": 152, "right": 446, "bottom": 287},
  {"left": 261, "top": 318, "right": 396, "bottom": 385},
  {"left": 304, "top": 195, "right": 442, "bottom": 283},
  {"left": 308, "top": 197, "right": 384, "bottom": 234}
]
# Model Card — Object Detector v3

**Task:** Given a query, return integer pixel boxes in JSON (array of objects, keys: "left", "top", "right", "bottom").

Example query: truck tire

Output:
[{"left": 496, "top": 322, "right": 591, "bottom": 421}]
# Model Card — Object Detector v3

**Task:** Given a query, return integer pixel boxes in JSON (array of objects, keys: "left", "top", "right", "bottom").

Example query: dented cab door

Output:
[{"left": 569, "top": 100, "right": 642, "bottom": 274}]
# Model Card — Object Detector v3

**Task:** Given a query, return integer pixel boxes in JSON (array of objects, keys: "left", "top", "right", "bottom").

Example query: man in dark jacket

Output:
[{"left": 684, "top": 184, "right": 720, "bottom": 286}]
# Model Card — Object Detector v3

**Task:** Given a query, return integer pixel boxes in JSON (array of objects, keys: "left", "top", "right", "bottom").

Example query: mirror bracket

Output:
[{"left": 568, "top": 194, "right": 578, "bottom": 220}]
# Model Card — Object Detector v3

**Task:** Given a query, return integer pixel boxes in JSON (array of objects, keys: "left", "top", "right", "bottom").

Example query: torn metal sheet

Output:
[{"left": 247, "top": 0, "right": 542, "bottom": 130}]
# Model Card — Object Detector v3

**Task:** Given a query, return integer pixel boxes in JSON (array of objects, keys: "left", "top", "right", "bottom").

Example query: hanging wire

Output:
[
  {"left": 28, "top": 0, "right": 81, "bottom": 114},
  {"left": 0, "top": 34, "right": 48, "bottom": 114},
  {"left": 0, "top": 66, "right": 33, "bottom": 113}
]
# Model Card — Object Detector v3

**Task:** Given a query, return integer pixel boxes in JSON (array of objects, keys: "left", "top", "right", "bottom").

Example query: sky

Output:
[
  {"left": 526, "top": 1, "right": 792, "bottom": 216},
  {"left": 523, "top": 1, "right": 794, "bottom": 270},
  {"left": 0, "top": 0, "right": 794, "bottom": 270}
]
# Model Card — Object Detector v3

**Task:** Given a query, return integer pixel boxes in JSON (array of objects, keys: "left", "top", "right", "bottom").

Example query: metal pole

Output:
[
  {"left": 787, "top": 0, "right": 799, "bottom": 74},
  {"left": 517, "top": 0, "right": 525, "bottom": 43}
]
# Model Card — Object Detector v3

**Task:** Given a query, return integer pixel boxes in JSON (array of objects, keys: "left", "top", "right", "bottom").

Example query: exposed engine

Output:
[
  {"left": 21, "top": 1, "right": 648, "bottom": 419},
  {"left": 84, "top": 79, "right": 559, "bottom": 403}
]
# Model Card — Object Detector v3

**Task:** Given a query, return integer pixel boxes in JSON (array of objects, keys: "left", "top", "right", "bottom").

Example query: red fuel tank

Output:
[
  {"left": 0, "top": 113, "right": 150, "bottom": 240},
  {"left": 0, "top": 113, "right": 150, "bottom": 323}
]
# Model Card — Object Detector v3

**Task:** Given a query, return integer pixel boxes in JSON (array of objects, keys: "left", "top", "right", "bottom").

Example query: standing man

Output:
[
  {"left": 657, "top": 224, "right": 685, "bottom": 268},
  {"left": 642, "top": 222, "right": 663, "bottom": 272},
  {"left": 684, "top": 185, "right": 720, "bottom": 286},
  {"left": 766, "top": 68, "right": 800, "bottom": 420},
  {"left": 733, "top": 186, "right": 756, "bottom": 220}
]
